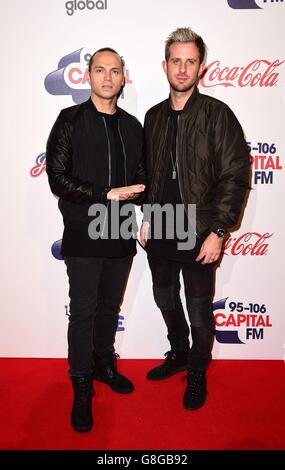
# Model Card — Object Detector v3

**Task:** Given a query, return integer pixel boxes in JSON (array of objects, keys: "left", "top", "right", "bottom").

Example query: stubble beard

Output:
[{"left": 169, "top": 80, "right": 196, "bottom": 94}]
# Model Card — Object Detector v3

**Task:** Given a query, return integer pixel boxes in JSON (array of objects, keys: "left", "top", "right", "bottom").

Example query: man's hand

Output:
[
  {"left": 196, "top": 232, "right": 224, "bottom": 264},
  {"left": 107, "top": 184, "right": 145, "bottom": 201},
  {"left": 140, "top": 221, "right": 150, "bottom": 247}
]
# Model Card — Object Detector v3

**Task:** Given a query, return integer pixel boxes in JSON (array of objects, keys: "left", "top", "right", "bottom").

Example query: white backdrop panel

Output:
[{"left": 1, "top": 0, "right": 284, "bottom": 359}]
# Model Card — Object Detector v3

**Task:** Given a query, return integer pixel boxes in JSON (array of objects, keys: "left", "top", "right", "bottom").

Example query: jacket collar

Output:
[
  {"left": 87, "top": 97, "right": 123, "bottom": 117},
  {"left": 166, "top": 85, "right": 199, "bottom": 116}
]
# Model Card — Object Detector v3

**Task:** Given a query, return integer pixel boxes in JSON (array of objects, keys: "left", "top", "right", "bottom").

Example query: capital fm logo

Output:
[
  {"left": 223, "top": 232, "right": 273, "bottom": 256},
  {"left": 51, "top": 240, "right": 64, "bottom": 260},
  {"left": 214, "top": 297, "right": 272, "bottom": 344},
  {"left": 200, "top": 59, "right": 284, "bottom": 88},
  {"left": 227, "top": 0, "right": 284, "bottom": 9},
  {"left": 44, "top": 48, "right": 133, "bottom": 104},
  {"left": 30, "top": 153, "right": 46, "bottom": 177},
  {"left": 248, "top": 141, "right": 283, "bottom": 185},
  {"left": 64, "top": 303, "right": 125, "bottom": 331}
]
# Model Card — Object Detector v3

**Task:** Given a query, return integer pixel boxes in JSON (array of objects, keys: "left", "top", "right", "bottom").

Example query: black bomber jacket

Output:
[
  {"left": 46, "top": 99, "right": 146, "bottom": 256},
  {"left": 144, "top": 87, "right": 250, "bottom": 235},
  {"left": 46, "top": 98, "right": 146, "bottom": 204}
]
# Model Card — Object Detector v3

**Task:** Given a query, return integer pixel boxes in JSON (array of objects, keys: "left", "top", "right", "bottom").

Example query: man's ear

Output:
[
  {"left": 198, "top": 63, "right": 205, "bottom": 78},
  {"left": 87, "top": 72, "right": 91, "bottom": 85},
  {"left": 162, "top": 60, "right": 167, "bottom": 75}
]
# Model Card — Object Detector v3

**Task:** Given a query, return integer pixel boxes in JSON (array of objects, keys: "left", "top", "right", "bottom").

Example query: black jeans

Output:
[
  {"left": 147, "top": 250, "right": 215, "bottom": 371},
  {"left": 65, "top": 255, "right": 133, "bottom": 377}
]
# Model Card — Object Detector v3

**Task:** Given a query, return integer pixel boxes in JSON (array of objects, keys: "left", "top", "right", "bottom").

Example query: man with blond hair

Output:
[{"left": 141, "top": 28, "right": 249, "bottom": 410}]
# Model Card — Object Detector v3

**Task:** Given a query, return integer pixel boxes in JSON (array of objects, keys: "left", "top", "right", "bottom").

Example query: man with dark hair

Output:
[
  {"left": 141, "top": 27, "right": 250, "bottom": 411},
  {"left": 88, "top": 47, "right": 125, "bottom": 73},
  {"left": 46, "top": 48, "right": 145, "bottom": 432}
]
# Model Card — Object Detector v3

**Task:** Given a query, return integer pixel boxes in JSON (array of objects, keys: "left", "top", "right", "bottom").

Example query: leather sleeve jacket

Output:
[
  {"left": 46, "top": 99, "right": 146, "bottom": 205},
  {"left": 144, "top": 87, "right": 250, "bottom": 234}
]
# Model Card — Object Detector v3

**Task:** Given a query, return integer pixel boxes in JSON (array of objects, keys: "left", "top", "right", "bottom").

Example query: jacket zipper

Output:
[
  {"left": 176, "top": 115, "right": 198, "bottom": 238},
  {"left": 117, "top": 119, "right": 127, "bottom": 186},
  {"left": 102, "top": 117, "right": 112, "bottom": 236},
  {"left": 102, "top": 117, "right": 112, "bottom": 186},
  {"left": 118, "top": 119, "right": 137, "bottom": 238},
  {"left": 159, "top": 116, "right": 170, "bottom": 199},
  {"left": 176, "top": 115, "right": 185, "bottom": 209}
]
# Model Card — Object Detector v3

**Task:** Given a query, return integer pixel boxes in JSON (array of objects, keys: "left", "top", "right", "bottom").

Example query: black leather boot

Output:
[
  {"left": 183, "top": 370, "right": 207, "bottom": 410},
  {"left": 71, "top": 376, "right": 94, "bottom": 432},
  {"left": 146, "top": 350, "right": 189, "bottom": 380},
  {"left": 93, "top": 351, "right": 134, "bottom": 394}
]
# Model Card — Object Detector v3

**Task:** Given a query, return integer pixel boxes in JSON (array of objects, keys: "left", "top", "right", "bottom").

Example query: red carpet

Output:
[{"left": 0, "top": 359, "right": 284, "bottom": 450}]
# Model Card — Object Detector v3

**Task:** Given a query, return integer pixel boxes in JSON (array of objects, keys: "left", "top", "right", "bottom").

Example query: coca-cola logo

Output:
[
  {"left": 31, "top": 153, "right": 46, "bottom": 177},
  {"left": 200, "top": 59, "right": 284, "bottom": 88},
  {"left": 223, "top": 232, "right": 273, "bottom": 256}
]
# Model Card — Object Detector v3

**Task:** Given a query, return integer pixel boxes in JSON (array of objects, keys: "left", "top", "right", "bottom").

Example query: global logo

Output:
[
  {"left": 65, "top": 0, "right": 107, "bottom": 16},
  {"left": 214, "top": 297, "right": 272, "bottom": 344},
  {"left": 228, "top": 0, "right": 284, "bottom": 9},
  {"left": 45, "top": 48, "right": 133, "bottom": 104},
  {"left": 31, "top": 153, "right": 46, "bottom": 177}
]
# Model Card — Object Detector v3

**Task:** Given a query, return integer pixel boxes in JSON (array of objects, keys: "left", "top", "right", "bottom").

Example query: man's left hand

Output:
[{"left": 196, "top": 232, "right": 224, "bottom": 264}]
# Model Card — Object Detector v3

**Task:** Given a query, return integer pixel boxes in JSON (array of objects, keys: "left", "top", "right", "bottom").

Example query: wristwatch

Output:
[{"left": 212, "top": 228, "right": 226, "bottom": 238}]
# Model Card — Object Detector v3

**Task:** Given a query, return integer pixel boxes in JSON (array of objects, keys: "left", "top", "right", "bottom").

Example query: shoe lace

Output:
[
  {"left": 74, "top": 379, "right": 93, "bottom": 405},
  {"left": 163, "top": 350, "right": 180, "bottom": 366},
  {"left": 107, "top": 353, "right": 120, "bottom": 381},
  {"left": 164, "top": 350, "right": 176, "bottom": 359}
]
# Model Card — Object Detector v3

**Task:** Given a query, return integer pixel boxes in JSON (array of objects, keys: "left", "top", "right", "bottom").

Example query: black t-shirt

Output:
[
  {"left": 102, "top": 110, "right": 125, "bottom": 188},
  {"left": 146, "top": 108, "right": 206, "bottom": 262},
  {"left": 161, "top": 109, "right": 182, "bottom": 206}
]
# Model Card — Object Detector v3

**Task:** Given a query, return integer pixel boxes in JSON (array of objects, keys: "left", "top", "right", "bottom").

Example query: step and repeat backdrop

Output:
[{"left": 1, "top": 0, "right": 284, "bottom": 359}]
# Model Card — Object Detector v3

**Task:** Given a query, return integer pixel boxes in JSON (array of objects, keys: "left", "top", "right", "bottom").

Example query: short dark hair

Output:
[
  {"left": 165, "top": 27, "right": 207, "bottom": 65},
  {"left": 88, "top": 47, "right": 125, "bottom": 73}
]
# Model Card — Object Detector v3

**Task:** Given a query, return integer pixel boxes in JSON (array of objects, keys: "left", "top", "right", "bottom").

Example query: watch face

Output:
[{"left": 216, "top": 229, "right": 226, "bottom": 237}]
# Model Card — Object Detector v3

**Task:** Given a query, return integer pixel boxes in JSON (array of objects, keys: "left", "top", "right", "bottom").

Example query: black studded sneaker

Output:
[
  {"left": 147, "top": 350, "right": 189, "bottom": 381},
  {"left": 183, "top": 370, "right": 207, "bottom": 411},
  {"left": 71, "top": 376, "right": 94, "bottom": 432}
]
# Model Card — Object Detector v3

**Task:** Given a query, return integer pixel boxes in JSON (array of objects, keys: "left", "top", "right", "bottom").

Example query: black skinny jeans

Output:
[
  {"left": 147, "top": 244, "right": 215, "bottom": 371},
  {"left": 65, "top": 255, "right": 132, "bottom": 377}
]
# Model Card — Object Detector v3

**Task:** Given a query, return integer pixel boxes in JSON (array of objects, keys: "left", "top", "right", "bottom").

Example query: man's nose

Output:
[
  {"left": 104, "top": 70, "right": 112, "bottom": 81},
  {"left": 179, "top": 62, "right": 186, "bottom": 73}
]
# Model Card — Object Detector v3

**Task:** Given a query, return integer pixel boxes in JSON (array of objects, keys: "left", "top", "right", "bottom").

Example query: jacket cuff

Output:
[
  {"left": 210, "top": 223, "right": 228, "bottom": 233},
  {"left": 91, "top": 185, "right": 111, "bottom": 203},
  {"left": 132, "top": 192, "right": 146, "bottom": 206}
]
